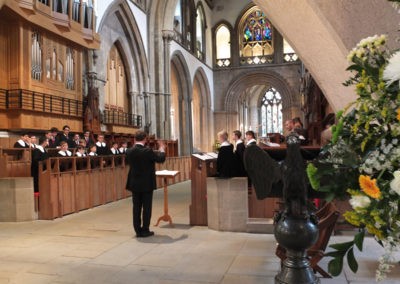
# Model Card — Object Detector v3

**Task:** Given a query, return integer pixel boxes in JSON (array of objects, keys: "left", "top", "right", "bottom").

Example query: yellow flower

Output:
[
  {"left": 356, "top": 82, "right": 365, "bottom": 90},
  {"left": 359, "top": 175, "right": 381, "bottom": 199},
  {"left": 397, "top": 108, "right": 400, "bottom": 121},
  {"left": 366, "top": 224, "right": 384, "bottom": 240}
]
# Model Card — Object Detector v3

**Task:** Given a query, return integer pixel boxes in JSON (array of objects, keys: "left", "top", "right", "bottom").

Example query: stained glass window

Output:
[
  {"left": 240, "top": 7, "right": 273, "bottom": 63},
  {"left": 261, "top": 87, "right": 283, "bottom": 136},
  {"left": 243, "top": 10, "right": 272, "bottom": 42}
]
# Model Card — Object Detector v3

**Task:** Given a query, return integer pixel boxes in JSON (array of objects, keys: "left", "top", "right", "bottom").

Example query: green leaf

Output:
[
  {"left": 328, "top": 257, "right": 344, "bottom": 276},
  {"left": 329, "top": 241, "right": 354, "bottom": 251},
  {"left": 354, "top": 230, "right": 365, "bottom": 251},
  {"left": 347, "top": 248, "right": 358, "bottom": 273}
]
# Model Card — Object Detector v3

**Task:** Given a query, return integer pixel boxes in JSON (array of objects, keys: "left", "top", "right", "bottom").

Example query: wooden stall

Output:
[
  {"left": 37, "top": 155, "right": 191, "bottom": 220},
  {"left": 38, "top": 155, "right": 130, "bottom": 220},
  {"left": 0, "top": 148, "right": 31, "bottom": 178},
  {"left": 155, "top": 156, "right": 191, "bottom": 188}
]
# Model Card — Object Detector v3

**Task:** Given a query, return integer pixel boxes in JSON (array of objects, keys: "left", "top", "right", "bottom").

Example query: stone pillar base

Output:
[
  {"left": 206, "top": 177, "right": 248, "bottom": 232},
  {"left": 0, "top": 177, "right": 35, "bottom": 222}
]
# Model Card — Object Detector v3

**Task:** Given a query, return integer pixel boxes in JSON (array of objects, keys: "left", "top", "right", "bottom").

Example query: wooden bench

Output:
[{"left": 37, "top": 155, "right": 191, "bottom": 220}]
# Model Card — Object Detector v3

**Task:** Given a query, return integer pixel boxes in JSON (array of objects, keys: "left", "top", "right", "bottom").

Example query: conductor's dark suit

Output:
[{"left": 125, "top": 144, "right": 166, "bottom": 235}]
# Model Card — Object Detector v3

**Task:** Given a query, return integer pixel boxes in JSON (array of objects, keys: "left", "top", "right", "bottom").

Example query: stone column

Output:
[
  {"left": 162, "top": 30, "right": 175, "bottom": 140},
  {"left": 273, "top": 27, "right": 284, "bottom": 64}
]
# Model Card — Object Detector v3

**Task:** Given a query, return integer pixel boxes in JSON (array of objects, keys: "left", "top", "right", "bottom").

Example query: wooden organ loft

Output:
[
  {"left": 0, "top": 0, "right": 148, "bottom": 150},
  {"left": 0, "top": 0, "right": 99, "bottom": 143}
]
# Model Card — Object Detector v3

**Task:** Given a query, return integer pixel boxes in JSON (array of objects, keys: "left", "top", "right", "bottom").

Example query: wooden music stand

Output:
[{"left": 154, "top": 170, "right": 179, "bottom": 227}]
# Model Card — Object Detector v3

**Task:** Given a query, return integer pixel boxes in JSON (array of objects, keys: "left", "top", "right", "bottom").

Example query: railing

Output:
[
  {"left": 103, "top": 109, "right": 142, "bottom": 128},
  {"left": 0, "top": 89, "right": 83, "bottom": 117}
]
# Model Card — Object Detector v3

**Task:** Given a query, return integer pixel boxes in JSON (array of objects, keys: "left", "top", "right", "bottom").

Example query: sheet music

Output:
[
  {"left": 205, "top": 152, "right": 218, "bottom": 159},
  {"left": 156, "top": 170, "right": 179, "bottom": 176},
  {"left": 192, "top": 153, "right": 216, "bottom": 160}
]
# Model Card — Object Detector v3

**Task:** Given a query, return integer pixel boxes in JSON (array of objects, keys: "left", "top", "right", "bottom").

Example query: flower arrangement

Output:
[{"left": 306, "top": 32, "right": 400, "bottom": 280}]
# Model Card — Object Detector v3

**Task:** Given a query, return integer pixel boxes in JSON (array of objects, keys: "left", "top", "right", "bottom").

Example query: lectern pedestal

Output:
[{"left": 154, "top": 170, "right": 179, "bottom": 227}]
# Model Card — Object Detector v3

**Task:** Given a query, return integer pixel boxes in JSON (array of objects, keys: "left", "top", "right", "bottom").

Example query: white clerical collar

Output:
[
  {"left": 119, "top": 147, "right": 126, "bottom": 153},
  {"left": 36, "top": 145, "right": 45, "bottom": 153},
  {"left": 58, "top": 150, "right": 72, "bottom": 156},
  {"left": 246, "top": 139, "right": 256, "bottom": 145},
  {"left": 89, "top": 152, "right": 97, "bottom": 156},
  {"left": 135, "top": 142, "right": 145, "bottom": 146},
  {"left": 236, "top": 139, "right": 243, "bottom": 145},
  {"left": 17, "top": 139, "right": 26, "bottom": 147},
  {"left": 111, "top": 148, "right": 119, "bottom": 154},
  {"left": 76, "top": 152, "right": 86, "bottom": 157},
  {"left": 220, "top": 141, "right": 230, "bottom": 147},
  {"left": 96, "top": 141, "right": 106, "bottom": 147}
]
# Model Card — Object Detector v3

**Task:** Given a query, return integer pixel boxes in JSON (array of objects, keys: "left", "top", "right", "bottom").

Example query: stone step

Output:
[{"left": 246, "top": 218, "right": 275, "bottom": 234}]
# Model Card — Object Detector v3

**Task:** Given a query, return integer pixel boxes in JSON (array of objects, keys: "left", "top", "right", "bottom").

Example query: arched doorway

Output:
[{"left": 225, "top": 71, "right": 299, "bottom": 138}]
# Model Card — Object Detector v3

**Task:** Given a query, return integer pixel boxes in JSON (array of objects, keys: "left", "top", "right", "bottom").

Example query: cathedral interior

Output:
[
  {"left": 1, "top": 0, "right": 397, "bottom": 154},
  {"left": 1, "top": 1, "right": 400, "bottom": 283}
]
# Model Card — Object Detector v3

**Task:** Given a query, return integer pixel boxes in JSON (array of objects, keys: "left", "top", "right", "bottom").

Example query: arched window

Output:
[
  {"left": 173, "top": 0, "right": 194, "bottom": 50},
  {"left": 195, "top": 6, "right": 205, "bottom": 60},
  {"left": 216, "top": 25, "right": 231, "bottom": 67},
  {"left": 239, "top": 6, "right": 273, "bottom": 65},
  {"left": 283, "top": 39, "right": 298, "bottom": 62},
  {"left": 261, "top": 87, "right": 283, "bottom": 136},
  {"left": 173, "top": 1, "right": 182, "bottom": 42},
  {"left": 31, "top": 31, "right": 43, "bottom": 81}
]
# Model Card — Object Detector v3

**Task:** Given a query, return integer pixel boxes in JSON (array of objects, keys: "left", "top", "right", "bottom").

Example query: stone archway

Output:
[
  {"left": 223, "top": 70, "right": 299, "bottom": 136},
  {"left": 193, "top": 67, "right": 213, "bottom": 152},
  {"left": 96, "top": 0, "right": 148, "bottom": 126},
  {"left": 170, "top": 51, "right": 193, "bottom": 155}
]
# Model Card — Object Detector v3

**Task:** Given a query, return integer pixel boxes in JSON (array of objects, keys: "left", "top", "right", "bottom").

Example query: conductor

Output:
[{"left": 126, "top": 131, "right": 166, "bottom": 238}]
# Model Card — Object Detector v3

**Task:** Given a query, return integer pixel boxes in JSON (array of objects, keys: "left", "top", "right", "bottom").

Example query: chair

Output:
[{"left": 275, "top": 202, "right": 340, "bottom": 278}]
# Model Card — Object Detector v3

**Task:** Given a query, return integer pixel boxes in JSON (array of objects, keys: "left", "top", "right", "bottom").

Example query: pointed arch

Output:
[
  {"left": 212, "top": 20, "right": 234, "bottom": 67},
  {"left": 96, "top": 0, "right": 148, "bottom": 121},
  {"left": 170, "top": 51, "right": 193, "bottom": 155},
  {"left": 193, "top": 67, "right": 212, "bottom": 151},
  {"left": 225, "top": 71, "right": 299, "bottom": 134},
  {"left": 225, "top": 71, "right": 296, "bottom": 113}
]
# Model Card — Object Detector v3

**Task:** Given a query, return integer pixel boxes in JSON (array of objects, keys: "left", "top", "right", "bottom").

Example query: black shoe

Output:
[{"left": 140, "top": 231, "right": 154, "bottom": 238}]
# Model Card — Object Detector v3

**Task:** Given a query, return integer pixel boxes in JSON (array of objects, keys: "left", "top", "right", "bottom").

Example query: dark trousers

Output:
[{"left": 132, "top": 191, "right": 153, "bottom": 234}]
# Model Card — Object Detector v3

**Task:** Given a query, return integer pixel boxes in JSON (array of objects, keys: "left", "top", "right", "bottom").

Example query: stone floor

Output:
[{"left": 0, "top": 181, "right": 399, "bottom": 284}]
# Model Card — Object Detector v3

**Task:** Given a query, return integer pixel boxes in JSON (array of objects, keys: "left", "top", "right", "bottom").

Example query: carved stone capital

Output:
[{"left": 162, "top": 30, "right": 175, "bottom": 42}]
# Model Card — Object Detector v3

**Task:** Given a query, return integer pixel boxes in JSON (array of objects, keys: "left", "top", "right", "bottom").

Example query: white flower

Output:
[
  {"left": 349, "top": 195, "right": 371, "bottom": 209},
  {"left": 383, "top": 51, "right": 400, "bottom": 87},
  {"left": 390, "top": 171, "right": 400, "bottom": 195}
]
